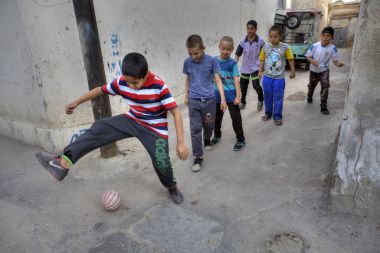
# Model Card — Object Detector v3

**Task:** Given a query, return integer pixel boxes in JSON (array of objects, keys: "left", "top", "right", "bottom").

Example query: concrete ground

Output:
[{"left": 1, "top": 48, "right": 379, "bottom": 253}]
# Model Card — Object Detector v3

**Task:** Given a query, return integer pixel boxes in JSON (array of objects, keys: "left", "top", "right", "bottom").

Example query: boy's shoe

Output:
[
  {"left": 191, "top": 157, "right": 203, "bottom": 172},
  {"left": 257, "top": 101, "right": 263, "bottom": 111},
  {"left": 261, "top": 114, "right": 271, "bottom": 121},
  {"left": 233, "top": 141, "right": 246, "bottom": 151},
  {"left": 210, "top": 137, "right": 221, "bottom": 145},
  {"left": 321, "top": 107, "right": 330, "bottom": 115},
  {"left": 204, "top": 139, "right": 212, "bottom": 151},
  {"left": 307, "top": 97, "right": 313, "bottom": 103},
  {"left": 35, "top": 152, "right": 69, "bottom": 181},
  {"left": 240, "top": 103, "right": 246, "bottom": 110},
  {"left": 274, "top": 119, "right": 283, "bottom": 125},
  {"left": 168, "top": 186, "right": 184, "bottom": 204}
]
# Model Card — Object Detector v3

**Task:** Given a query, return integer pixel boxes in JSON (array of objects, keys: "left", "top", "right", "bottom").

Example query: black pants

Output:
[
  {"left": 240, "top": 71, "right": 264, "bottom": 104},
  {"left": 214, "top": 103, "right": 245, "bottom": 142},
  {"left": 63, "top": 115, "right": 176, "bottom": 189},
  {"left": 307, "top": 70, "right": 330, "bottom": 107}
]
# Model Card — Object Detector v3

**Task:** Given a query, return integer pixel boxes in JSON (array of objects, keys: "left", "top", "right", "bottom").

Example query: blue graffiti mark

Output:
[{"left": 111, "top": 34, "right": 118, "bottom": 44}]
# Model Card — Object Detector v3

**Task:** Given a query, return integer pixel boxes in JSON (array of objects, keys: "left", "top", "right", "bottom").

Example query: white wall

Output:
[
  {"left": 0, "top": 0, "right": 278, "bottom": 151},
  {"left": 94, "top": 0, "right": 277, "bottom": 113},
  {"left": 0, "top": 0, "right": 93, "bottom": 151}
]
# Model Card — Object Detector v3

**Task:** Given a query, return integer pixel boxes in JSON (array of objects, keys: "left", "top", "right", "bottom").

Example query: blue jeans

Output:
[{"left": 262, "top": 76, "right": 285, "bottom": 120}]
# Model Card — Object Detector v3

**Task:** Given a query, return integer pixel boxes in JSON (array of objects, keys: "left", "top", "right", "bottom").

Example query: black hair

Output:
[
  {"left": 246, "top": 20, "right": 257, "bottom": 29},
  {"left": 269, "top": 25, "right": 282, "bottom": 36},
  {"left": 322, "top": 26, "right": 334, "bottom": 36},
  {"left": 186, "top": 34, "right": 204, "bottom": 49},
  {"left": 121, "top": 52, "right": 148, "bottom": 78},
  {"left": 219, "top": 36, "right": 234, "bottom": 47}
]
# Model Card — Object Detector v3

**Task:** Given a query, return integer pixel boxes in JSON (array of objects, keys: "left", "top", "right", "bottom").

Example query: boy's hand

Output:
[
  {"left": 312, "top": 60, "right": 319, "bottom": 67},
  {"left": 234, "top": 97, "right": 240, "bottom": 105},
  {"left": 289, "top": 72, "right": 296, "bottom": 79},
  {"left": 184, "top": 96, "right": 189, "bottom": 106},
  {"left": 337, "top": 62, "right": 344, "bottom": 67},
  {"left": 221, "top": 100, "right": 227, "bottom": 111},
  {"left": 258, "top": 71, "right": 263, "bottom": 79},
  {"left": 65, "top": 102, "right": 78, "bottom": 114},
  {"left": 176, "top": 143, "right": 189, "bottom": 160}
]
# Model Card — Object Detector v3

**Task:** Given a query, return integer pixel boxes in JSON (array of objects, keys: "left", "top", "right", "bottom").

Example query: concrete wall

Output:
[
  {"left": 0, "top": 0, "right": 278, "bottom": 152},
  {"left": 331, "top": 0, "right": 380, "bottom": 216},
  {"left": 0, "top": 0, "right": 94, "bottom": 151},
  {"left": 93, "top": 0, "right": 277, "bottom": 113}
]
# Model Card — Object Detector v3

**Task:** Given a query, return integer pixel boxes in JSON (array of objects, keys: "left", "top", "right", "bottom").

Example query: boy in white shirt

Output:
[{"left": 305, "top": 26, "right": 344, "bottom": 115}]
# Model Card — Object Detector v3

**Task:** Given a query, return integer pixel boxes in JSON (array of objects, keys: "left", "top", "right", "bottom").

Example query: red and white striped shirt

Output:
[{"left": 101, "top": 72, "right": 177, "bottom": 138}]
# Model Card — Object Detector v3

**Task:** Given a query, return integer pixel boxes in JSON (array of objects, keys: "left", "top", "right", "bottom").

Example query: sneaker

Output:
[
  {"left": 191, "top": 157, "right": 203, "bottom": 172},
  {"left": 168, "top": 186, "right": 184, "bottom": 204},
  {"left": 35, "top": 152, "right": 69, "bottom": 181},
  {"left": 307, "top": 97, "right": 313, "bottom": 103},
  {"left": 210, "top": 137, "right": 221, "bottom": 145},
  {"left": 240, "top": 103, "right": 246, "bottom": 110},
  {"left": 321, "top": 107, "right": 330, "bottom": 115},
  {"left": 257, "top": 101, "right": 263, "bottom": 111},
  {"left": 204, "top": 139, "right": 212, "bottom": 151},
  {"left": 233, "top": 141, "right": 245, "bottom": 151}
]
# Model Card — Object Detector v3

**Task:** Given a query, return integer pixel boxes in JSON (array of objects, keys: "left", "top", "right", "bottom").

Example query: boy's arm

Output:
[
  {"left": 169, "top": 107, "right": 189, "bottom": 160},
  {"left": 258, "top": 48, "right": 265, "bottom": 79},
  {"left": 66, "top": 87, "right": 102, "bottom": 114},
  {"left": 333, "top": 59, "right": 344, "bottom": 67},
  {"left": 235, "top": 44, "right": 243, "bottom": 62},
  {"left": 214, "top": 73, "right": 227, "bottom": 111},
  {"left": 306, "top": 56, "right": 319, "bottom": 66},
  {"left": 184, "top": 75, "right": 190, "bottom": 105},
  {"left": 258, "top": 61, "right": 264, "bottom": 79},
  {"left": 288, "top": 59, "right": 296, "bottom": 79},
  {"left": 233, "top": 76, "right": 241, "bottom": 105}
]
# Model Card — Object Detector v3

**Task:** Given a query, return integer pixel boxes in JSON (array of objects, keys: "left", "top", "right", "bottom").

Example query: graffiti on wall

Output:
[{"left": 107, "top": 34, "right": 122, "bottom": 78}]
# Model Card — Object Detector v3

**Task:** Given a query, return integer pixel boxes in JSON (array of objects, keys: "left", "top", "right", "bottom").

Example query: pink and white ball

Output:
[{"left": 102, "top": 190, "right": 122, "bottom": 211}]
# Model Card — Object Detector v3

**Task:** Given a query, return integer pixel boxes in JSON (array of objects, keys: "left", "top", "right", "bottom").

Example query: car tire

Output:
[{"left": 286, "top": 14, "right": 301, "bottom": 29}]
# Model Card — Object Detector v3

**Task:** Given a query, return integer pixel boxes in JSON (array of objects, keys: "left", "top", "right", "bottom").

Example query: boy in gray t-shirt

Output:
[{"left": 183, "top": 35, "right": 227, "bottom": 172}]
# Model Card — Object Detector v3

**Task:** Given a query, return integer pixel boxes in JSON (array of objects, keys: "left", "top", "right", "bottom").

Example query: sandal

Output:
[
  {"left": 261, "top": 114, "right": 271, "bottom": 121},
  {"left": 274, "top": 119, "right": 283, "bottom": 125}
]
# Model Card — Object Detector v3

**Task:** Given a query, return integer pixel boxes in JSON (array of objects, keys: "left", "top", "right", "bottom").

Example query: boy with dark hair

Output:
[
  {"left": 305, "top": 26, "right": 344, "bottom": 115},
  {"left": 36, "top": 52, "right": 189, "bottom": 204},
  {"left": 211, "top": 36, "right": 245, "bottom": 151},
  {"left": 258, "top": 25, "right": 296, "bottom": 125},
  {"left": 235, "top": 19, "right": 265, "bottom": 111},
  {"left": 183, "top": 34, "right": 227, "bottom": 172}
]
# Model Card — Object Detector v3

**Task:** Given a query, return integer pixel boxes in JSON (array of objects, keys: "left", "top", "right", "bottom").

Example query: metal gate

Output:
[{"left": 334, "top": 27, "right": 348, "bottom": 48}]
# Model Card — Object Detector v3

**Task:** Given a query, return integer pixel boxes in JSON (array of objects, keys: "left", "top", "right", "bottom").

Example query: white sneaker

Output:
[
  {"left": 204, "top": 145, "right": 212, "bottom": 151},
  {"left": 191, "top": 157, "right": 203, "bottom": 172}
]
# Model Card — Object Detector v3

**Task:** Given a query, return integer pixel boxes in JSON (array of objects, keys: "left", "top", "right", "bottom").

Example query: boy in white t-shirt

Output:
[{"left": 305, "top": 26, "right": 344, "bottom": 115}]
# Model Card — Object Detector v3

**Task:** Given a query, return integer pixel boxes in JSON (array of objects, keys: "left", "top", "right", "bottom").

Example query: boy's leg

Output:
[
  {"left": 273, "top": 78, "right": 286, "bottom": 121},
  {"left": 201, "top": 97, "right": 216, "bottom": 144},
  {"left": 188, "top": 99, "right": 204, "bottom": 157},
  {"left": 63, "top": 115, "right": 133, "bottom": 164},
  {"left": 37, "top": 115, "right": 134, "bottom": 181},
  {"left": 320, "top": 70, "right": 331, "bottom": 114},
  {"left": 262, "top": 76, "right": 274, "bottom": 117},
  {"left": 228, "top": 103, "right": 245, "bottom": 142},
  {"left": 214, "top": 103, "right": 224, "bottom": 139},
  {"left": 307, "top": 71, "right": 320, "bottom": 102},
  {"left": 251, "top": 71, "right": 264, "bottom": 111},
  {"left": 240, "top": 74, "right": 250, "bottom": 105}
]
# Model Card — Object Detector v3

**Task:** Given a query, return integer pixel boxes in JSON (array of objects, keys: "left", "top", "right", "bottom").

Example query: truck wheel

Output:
[{"left": 286, "top": 14, "right": 301, "bottom": 29}]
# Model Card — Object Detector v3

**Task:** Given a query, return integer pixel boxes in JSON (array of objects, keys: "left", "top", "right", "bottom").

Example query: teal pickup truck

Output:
[{"left": 274, "top": 8, "right": 322, "bottom": 71}]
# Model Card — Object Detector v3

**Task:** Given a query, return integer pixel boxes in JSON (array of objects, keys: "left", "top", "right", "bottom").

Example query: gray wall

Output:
[
  {"left": 0, "top": 0, "right": 277, "bottom": 151},
  {"left": 331, "top": 0, "right": 380, "bottom": 216}
]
